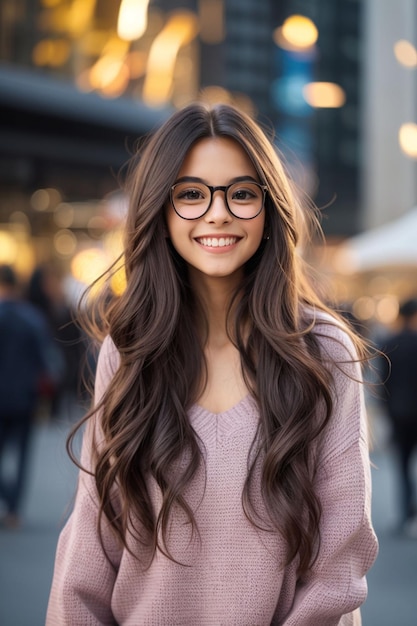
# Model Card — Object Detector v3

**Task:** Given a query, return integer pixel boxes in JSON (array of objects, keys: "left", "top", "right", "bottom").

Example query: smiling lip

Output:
[{"left": 195, "top": 236, "right": 240, "bottom": 248}]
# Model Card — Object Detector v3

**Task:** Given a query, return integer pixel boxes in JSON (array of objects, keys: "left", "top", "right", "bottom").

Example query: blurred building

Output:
[
  {"left": 0, "top": 0, "right": 416, "bottom": 295},
  {"left": 363, "top": 0, "right": 417, "bottom": 230},
  {"left": 270, "top": 0, "right": 363, "bottom": 237}
]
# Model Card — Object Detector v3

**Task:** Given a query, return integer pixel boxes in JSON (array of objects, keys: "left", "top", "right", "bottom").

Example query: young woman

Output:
[{"left": 47, "top": 103, "right": 378, "bottom": 625}]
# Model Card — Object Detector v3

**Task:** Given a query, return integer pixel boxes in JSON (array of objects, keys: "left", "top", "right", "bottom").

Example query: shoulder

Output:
[
  {"left": 93, "top": 335, "right": 120, "bottom": 405},
  {"left": 307, "top": 308, "right": 359, "bottom": 363},
  {"left": 97, "top": 335, "right": 120, "bottom": 376}
]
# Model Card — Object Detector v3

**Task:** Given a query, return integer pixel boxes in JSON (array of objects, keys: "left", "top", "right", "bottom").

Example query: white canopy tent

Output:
[{"left": 337, "top": 207, "right": 417, "bottom": 273}]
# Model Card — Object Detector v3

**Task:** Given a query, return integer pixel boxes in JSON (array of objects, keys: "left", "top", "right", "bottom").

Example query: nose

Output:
[{"left": 205, "top": 189, "right": 232, "bottom": 223}]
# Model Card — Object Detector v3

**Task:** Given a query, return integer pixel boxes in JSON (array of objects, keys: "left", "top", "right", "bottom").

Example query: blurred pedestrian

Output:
[
  {"left": 0, "top": 265, "right": 51, "bottom": 528},
  {"left": 26, "top": 263, "right": 84, "bottom": 419},
  {"left": 380, "top": 298, "right": 417, "bottom": 536}
]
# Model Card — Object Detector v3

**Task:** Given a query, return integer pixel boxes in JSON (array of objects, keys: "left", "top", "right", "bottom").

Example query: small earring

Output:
[{"left": 263, "top": 231, "right": 270, "bottom": 240}]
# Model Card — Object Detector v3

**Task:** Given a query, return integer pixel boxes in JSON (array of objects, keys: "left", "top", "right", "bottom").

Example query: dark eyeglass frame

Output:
[{"left": 170, "top": 181, "right": 268, "bottom": 220}]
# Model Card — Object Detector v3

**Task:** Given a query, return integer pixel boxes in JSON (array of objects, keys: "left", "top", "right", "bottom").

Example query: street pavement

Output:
[{"left": 0, "top": 407, "right": 416, "bottom": 626}]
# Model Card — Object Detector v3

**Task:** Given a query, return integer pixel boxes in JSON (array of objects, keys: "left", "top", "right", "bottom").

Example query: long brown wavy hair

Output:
[{"left": 71, "top": 103, "right": 368, "bottom": 577}]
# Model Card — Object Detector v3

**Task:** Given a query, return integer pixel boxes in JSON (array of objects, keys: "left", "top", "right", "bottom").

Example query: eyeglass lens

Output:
[{"left": 171, "top": 181, "right": 265, "bottom": 220}]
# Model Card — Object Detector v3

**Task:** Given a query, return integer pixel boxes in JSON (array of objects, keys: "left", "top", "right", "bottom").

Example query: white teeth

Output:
[{"left": 198, "top": 237, "right": 237, "bottom": 247}]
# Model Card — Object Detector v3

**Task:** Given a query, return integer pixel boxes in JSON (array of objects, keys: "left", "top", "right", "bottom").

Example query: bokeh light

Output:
[
  {"left": 399, "top": 123, "right": 417, "bottom": 158},
  {"left": 274, "top": 15, "right": 318, "bottom": 51},
  {"left": 394, "top": 39, "right": 417, "bottom": 67},
  {"left": 303, "top": 82, "right": 346, "bottom": 108}
]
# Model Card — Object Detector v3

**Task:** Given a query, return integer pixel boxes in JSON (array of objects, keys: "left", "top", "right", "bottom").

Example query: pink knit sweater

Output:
[{"left": 46, "top": 322, "right": 378, "bottom": 625}]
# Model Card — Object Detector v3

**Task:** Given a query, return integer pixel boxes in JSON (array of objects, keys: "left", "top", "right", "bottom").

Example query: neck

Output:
[{"left": 189, "top": 271, "right": 242, "bottom": 347}]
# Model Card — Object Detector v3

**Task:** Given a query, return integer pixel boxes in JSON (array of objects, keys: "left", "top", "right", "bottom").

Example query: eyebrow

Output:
[{"left": 174, "top": 175, "right": 260, "bottom": 185}]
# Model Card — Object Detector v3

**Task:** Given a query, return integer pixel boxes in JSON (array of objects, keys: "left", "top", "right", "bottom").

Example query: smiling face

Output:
[{"left": 166, "top": 137, "right": 266, "bottom": 287}]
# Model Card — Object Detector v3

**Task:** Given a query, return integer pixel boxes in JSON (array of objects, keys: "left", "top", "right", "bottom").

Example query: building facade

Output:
[{"left": 1, "top": 0, "right": 413, "bottom": 287}]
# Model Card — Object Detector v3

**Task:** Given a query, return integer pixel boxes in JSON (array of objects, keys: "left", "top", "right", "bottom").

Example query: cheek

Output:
[
  {"left": 249, "top": 215, "right": 266, "bottom": 247},
  {"left": 165, "top": 208, "right": 192, "bottom": 255}
]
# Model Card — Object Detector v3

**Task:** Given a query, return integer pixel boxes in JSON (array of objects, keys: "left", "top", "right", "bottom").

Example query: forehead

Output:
[{"left": 177, "top": 137, "right": 258, "bottom": 181}]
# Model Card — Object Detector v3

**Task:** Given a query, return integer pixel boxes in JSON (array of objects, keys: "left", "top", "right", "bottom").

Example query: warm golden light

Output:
[
  {"left": 0, "top": 232, "right": 18, "bottom": 264},
  {"left": 101, "top": 66, "right": 130, "bottom": 98},
  {"left": 352, "top": 296, "right": 375, "bottom": 321},
  {"left": 53, "top": 229, "right": 77, "bottom": 256},
  {"left": 368, "top": 276, "right": 393, "bottom": 296},
  {"left": 117, "top": 0, "right": 150, "bottom": 41},
  {"left": 54, "top": 203, "right": 74, "bottom": 228},
  {"left": 332, "top": 246, "right": 358, "bottom": 274},
  {"left": 303, "top": 82, "right": 346, "bottom": 108},
  {"left": 88, "top": 37, "right": 130, "bottom": 96},
  {"left": 104, "top": 229, "right": 124, "bottom": 258},
  {"left": 90, "top": 57, "right": 130, "bottom": 95},
  {"left": 87, "top": 215, "right": 107, "bottom": 236},
  {"left": 143, "top": 10, "right": 199, "bottom": 106},
  {"left": 32, "top": 40, "right": 53, "bottom": 66},
  {"left": 110, "top": 265, "right": 127, "bottom": 296},
  {"left": 31, "top": 189, "right": 51, "bottom": 211},
  {"left": 70, "top": 248, "right": 109, "bottom": 286},
  {"left": 33, "top": 39, "right": 70, "bottom": 66},
  {"left": 399, "top": 122, "right": 417, "bottom": 158},
  {"left": 30, "top": 188, "right": 62, "bottom": 211},
  {"left": 67, "top": 0, "right": 97, "bottom": 37},
  {"left": 276, "top": 14, "right": 318, "bottom": 50},
  {"left": 394, "top": 39, "right": 417, "bottom": 67},
  {"left": 376, "top": 296, "right": 399, "bottom": 325},
  {"left": 9, "top": 212, "right": 30, "bottom": 230}
]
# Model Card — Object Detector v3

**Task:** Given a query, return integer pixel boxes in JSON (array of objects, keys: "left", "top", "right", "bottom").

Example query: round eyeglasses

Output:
[{"left": 170, "top": 180, "right": 268, "bottom": 220}]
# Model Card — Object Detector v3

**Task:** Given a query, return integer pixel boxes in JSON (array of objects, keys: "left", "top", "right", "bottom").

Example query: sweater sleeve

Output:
[
  {"left": 46, "top": 336, "right": 122, "bottom": 626},
  {"left": 282, "top": 325, "right": 379, "bottom": 626}
]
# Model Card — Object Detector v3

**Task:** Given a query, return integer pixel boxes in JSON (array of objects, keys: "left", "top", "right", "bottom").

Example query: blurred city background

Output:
[{"left": 0, "top": 0, "right": 417, "bottom": 624}]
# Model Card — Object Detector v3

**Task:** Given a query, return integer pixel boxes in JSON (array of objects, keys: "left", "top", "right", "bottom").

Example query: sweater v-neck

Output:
[
  {"left": 188, "top": 393, "right": 258, "bottom": 446},
  {"left": 191, "top": 393, "right": 253, "bottom": 418}
]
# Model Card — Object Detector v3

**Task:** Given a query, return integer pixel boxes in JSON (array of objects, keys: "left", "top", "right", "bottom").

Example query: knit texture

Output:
[{"left": 46, "top": 321, "right": 378, "bottom": 625}]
